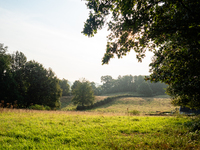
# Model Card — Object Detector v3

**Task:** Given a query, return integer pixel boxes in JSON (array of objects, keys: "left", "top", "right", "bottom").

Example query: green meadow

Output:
[
  {"left": 1, "top": 95, "right": 200, "bottom": 149},
  {"left": 0, "top": 109, "right": 200, "bottom": 149}
]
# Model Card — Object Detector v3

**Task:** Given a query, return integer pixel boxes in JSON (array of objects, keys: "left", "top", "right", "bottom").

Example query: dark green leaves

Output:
[
  {"left": 0, "top": 46, "right": 62, "bottom": 109},
  {"left": 82, "top": 0, "right": 200, "bottom": 108},
  {"left": 72, "top": 79, "right": 95, "bottom": 107}
]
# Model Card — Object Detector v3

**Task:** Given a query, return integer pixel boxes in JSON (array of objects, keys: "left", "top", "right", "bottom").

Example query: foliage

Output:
[
  {"left": 29, "top": 104, "right": 51, "bottom": 110},
  {"left": 59, "top": 78, "right": 70, "bottom": 96},
  {"left": 1, "top": 110, "right": 200, "bottom": 149},
  {"left": 108, "top": 75, "right": 135, "bottom": 93},
  {"left": 148, "top": 81, "right": 168, "bottom": 95},
  {"left": 71, "top": 80, "right": 81, "bottom": 94},
  {"left": 149, "top": 44, "right": 200, "bottom": 108},
  {"left": 99, "top": 75, "right": 167, "bottom": 95},
  {"left": 0, "top": 44, "right": 62, "bottom": 109},
  {"left": 0, "top": 44, "right": 13, "bottom": 102},
  {"left": 90, "top": 81, "right": 100, "bottom": 95},
  {"left": 10, "top": 51, "right": 27, "bottom": 106},
  {"left": 100, "top": 75, "right": 114, "bottom": 93},
  {"left": 82, "top": 0, "right": 200, "bottom": 108},
  {"left": 137, "top": 82, "right": 153, "bottom": 97},
  {"left": 0, "top": 44, "right": 10, "bottom": 77},
  {"left": 11, "top": 51, "right": 27, "bottom": 71},
  {"left": 24, "top": 61, "right": 62, "bottom": 108},
  {"left": 128, "top": 110, "right": 140, "bottom": 115},
  {"left": 72, "top": 79, "right": 95, "bottom": 106},
  {"left": 189, "top": 117, "right": 200, "bottom": 132}
]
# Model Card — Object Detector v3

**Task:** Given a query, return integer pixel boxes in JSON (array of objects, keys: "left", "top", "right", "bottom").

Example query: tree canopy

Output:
[
  {"left": 59, "top": 79, "right": 70, "bottom": 96},
  {"left": 0, "top": 44, "right": 10, "bottom": 77},
  {"left": 82, "top": 0, "right": 200, "bottom": 108},
  {"left": 71, "top": 80, "right": 81, "bottom": 94},
  {"left": 24, "top": 61, "right": 62, "bottom": 108},
  {"left": 72, "top": 79, "right": 95, "bottom": 107},
  {"left": 99, "top": 75, "right": 166, "bottom": 95},
  {"left": 0, "top": 45, "right": 62, "bottom": 109}
]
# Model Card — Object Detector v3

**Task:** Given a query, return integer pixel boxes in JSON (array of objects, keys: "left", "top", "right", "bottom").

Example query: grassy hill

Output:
[
  {"left": 88, "top": 97, "right": 177, "bottom": 114},
  {"left": 60, "top": 95, "right": 109, "bottom": 111},
  {"left": 60, "top": 93, "right": 176, "bottom": 114}
]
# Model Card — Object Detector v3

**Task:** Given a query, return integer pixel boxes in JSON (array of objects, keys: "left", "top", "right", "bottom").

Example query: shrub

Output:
[
  {"left": 44, "top": 106, "right": 51, "bottom": 110},
  {"left": 128, "top": 110, "right": 140, "bottom": 115},
  {"left": 29, "top": 104, "right": 51, "bottom": 110},
  {"left": 185, "top": 116, "right": 200, "bottom": 132}
]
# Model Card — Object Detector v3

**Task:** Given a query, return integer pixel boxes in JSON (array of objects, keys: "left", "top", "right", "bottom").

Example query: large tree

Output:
[
  {"left": 0, "top": 44, "right": 17, "bottom": 103},
  {"left": 24, "top": 61, "right": 62, "bottom": 108},
  {"left": 82, "top": 0, "right": 200, "bottom": 108},
  {"left": 72, "top": 79, "right": 95, "bottom": 107},
  {"left": 10, "top": 51, "right": 27, "bottom": 106},
  {"left": 71, "top": 80, "right": 81, "bottom": 94},
  {"left": 0, "top": 44, "right": 10, "bottom": 77}
]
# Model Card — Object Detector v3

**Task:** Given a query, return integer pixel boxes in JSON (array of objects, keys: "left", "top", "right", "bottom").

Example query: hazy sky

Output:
[{"left": 0, "top": 0, "right": 153, "bottom": 83}]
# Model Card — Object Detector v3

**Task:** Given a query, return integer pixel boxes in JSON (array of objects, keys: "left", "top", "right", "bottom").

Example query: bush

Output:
[
  {"left": 29, "top": 104, "right": 51, "bottom": 110},
  {"left": 185, "top": 116, "right": 200, "bottom": 132},
  {"left": 128, "top": 110, "right": 140, "bottom": 115},
  {"left": 44, "top": 106, "right": 51, "bottom": 110}
]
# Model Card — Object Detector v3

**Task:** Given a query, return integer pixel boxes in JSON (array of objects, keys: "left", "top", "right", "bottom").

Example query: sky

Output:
[{"left": 0, "top": 0, "right": 154, "bottom": 84}]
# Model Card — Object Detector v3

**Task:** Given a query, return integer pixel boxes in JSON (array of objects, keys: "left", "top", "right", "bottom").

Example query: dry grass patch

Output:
[
  {"left": 60, "top": 95, "right": 178, "bottom": 115},
  {"left": 89, "top": 97, "right": 178, "bottom": 114}
]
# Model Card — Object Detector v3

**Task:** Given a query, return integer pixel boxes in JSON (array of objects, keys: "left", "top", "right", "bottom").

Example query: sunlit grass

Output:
[
  {"left": 100, "top": 92, "right": 140, "bottom": 96},
  {"left": 61, "top": 95, "right": 178, "bottom": 114},
  {"left": 89, "top": 97, "right": 178, "bottom": 114},
  {"left": 0, "top": 109, "right": 199, "bottom": 149}
]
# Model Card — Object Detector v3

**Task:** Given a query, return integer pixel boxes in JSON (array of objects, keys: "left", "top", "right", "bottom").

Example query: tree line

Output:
[
  {"left": 85, "top": 75, "right": 167, "bottom": 96},
  {"left": 0, "top": 43, "right": 167, "bottom": 109},
  {"left": 0, "top": 44, "right": 70, "bottom": 109}
]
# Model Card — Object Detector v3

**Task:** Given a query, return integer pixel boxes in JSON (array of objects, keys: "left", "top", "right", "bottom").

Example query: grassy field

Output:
[
  {"left": 0, "top": 109, "right": 200, "bottom": 149},
  {"left": 88, "top": 97, "right": 177, "bottom": 114},
  {"left": 60, "top": 94, "right": 177, "bottom": 114},
  {"left": 1, "top": 95, "right": 199, "bottom": 149}
]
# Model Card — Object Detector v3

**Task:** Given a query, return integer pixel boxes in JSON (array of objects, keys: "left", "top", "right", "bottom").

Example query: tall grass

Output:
[{"left": 0, "top": 109, "right": 199, "bottom": 149}]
